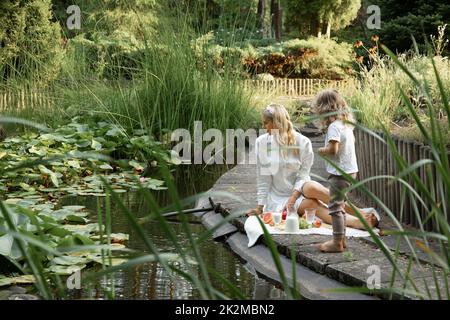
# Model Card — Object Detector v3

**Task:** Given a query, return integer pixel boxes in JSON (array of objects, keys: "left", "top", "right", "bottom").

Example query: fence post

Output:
[
  {"left": 355, "top": 128, "right": 362, "bottom": 199},
  {"left": 386, "top": 134, "right": 393, "bottom": 214},
  {"left": 402, "top": 139, "right": 412, "bottom": 225},
  {"left": 410, "top": 141, "right": 420, "bottom": 229},
  {"left": 379, "top": 132, "right": 387, "bottom": 206}
]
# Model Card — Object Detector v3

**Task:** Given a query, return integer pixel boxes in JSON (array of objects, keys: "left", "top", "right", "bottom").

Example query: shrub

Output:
[
  {"left": 195, "top": 36, "right": 354, "bottom": 80},
  {"left": 0, "top": 0, "right": 63, "bottom": 84},
  {"left": 55, "top": 1, "right": 158, "bottom": 81}
]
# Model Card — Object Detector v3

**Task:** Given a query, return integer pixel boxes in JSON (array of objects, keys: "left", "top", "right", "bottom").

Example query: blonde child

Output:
[{"left": 313, "top": 89, "right": 358, "bottom": 253}]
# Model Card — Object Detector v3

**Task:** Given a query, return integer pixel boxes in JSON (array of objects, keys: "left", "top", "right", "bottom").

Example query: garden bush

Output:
[
  {"left": 0, "top": 0, "right": 63, "bottom": 84},
  {"left": 194, "top": 35, "right": 354, "bottom": 80}
]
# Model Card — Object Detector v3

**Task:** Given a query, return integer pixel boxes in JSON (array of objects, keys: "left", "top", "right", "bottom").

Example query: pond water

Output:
[{"left": 62, "top": 165, "right": 286, "bottom": 300}]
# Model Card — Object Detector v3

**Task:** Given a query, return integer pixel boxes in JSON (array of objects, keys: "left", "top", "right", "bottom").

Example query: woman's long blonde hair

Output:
[
  {"left": 262, "top": 103, "right": 299, "bottom": 156},
  {"left": 312, "top": 89, "right": 354, "bottom": 126}
]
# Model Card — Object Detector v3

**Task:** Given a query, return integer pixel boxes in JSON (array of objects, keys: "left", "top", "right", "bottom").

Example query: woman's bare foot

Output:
[
  {"left": 364, "top": 212, "right": 379, "bottom": 228},
  {"left": 318, "top": 239, "right": 345, "bottom": 253},
  {"left": 353, "top": 212, "right": 379, "bottom": 229}
]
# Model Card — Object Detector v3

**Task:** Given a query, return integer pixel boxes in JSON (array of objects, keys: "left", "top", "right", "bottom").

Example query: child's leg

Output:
[
  {"left": 301, "top": 180, "right": 377, "bottom": 225},
  {"left": 319, "top": 174, "right": 353, "bottom": 253}
]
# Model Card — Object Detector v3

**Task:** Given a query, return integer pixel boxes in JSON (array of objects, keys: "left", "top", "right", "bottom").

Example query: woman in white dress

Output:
[{"left": 246, "top": 104, "right": 378, "bottom": 230}]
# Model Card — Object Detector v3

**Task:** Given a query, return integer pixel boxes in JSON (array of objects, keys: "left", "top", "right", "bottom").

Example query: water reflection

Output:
[{"left": 63, "top": 165, "right": 286, "bottom": 300}]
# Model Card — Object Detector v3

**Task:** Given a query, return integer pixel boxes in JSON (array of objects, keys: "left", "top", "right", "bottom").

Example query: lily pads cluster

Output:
[
  {"left": 0, "top": 118, "right": 175, "bottom": 199},
  {"left": 0, "top": 119, "right": 177, "bottom": 286},
  {"left": 0, "top": 199, "right": 131, "bottom": 284}
]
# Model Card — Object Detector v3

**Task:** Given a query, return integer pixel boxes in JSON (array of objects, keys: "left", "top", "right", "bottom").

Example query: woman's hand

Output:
[
  {"left": 318, "top": 147, "right": 327, "bottom": 156},
  {"left": 283, "top": 195, "right": 298, "bottom": 212},
  {"left": 246, "top": 205, "right": 264, "bottom": 216}
]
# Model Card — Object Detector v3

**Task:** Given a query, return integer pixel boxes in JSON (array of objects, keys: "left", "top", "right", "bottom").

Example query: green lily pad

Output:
[
  {"left": 52, "top": 255, "right": 89, "bottom": 266},
  {"left": 48, "top": 264, "right": 86, "bottom": 275},
  {"left": 99, "top": 164, "right": 114, "bottom": 170},
  {"left": 0, "top": 275, "right": 35, "bottom": 287},
  {"left": 91, "top": 257, "right": 128, "bottom": 267}
]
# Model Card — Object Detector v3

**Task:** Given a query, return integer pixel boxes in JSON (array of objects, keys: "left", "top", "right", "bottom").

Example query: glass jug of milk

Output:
[{"left": 285, "top": 204, "right": 299, "bottom": 233}]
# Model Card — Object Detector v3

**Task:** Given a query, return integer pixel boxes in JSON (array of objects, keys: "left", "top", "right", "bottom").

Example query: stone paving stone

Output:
[
  {"left": 289, "top": 239, "right": 387, "bottom": 274},
  {"left": 325, "top": 255, "right": 439, "bottom": 289},
  {"left": 201, "top": 211, "right": 238, "bottom": 240},
  {"left": 382, "top": 274, "right": 450, "bottom": 300},
  {"left": 361, "top": 235, "right": 445, "bottom": 266},
  {"left": 226, "top": 232, "right": 376, "bottom": 300},
  {"left": 269, "top": 234, "right": 330, "bottom": 255}
]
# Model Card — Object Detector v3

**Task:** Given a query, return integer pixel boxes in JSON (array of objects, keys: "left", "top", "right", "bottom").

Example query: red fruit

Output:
[{"left": 262, "top": 212, "right": 272, "bottom": 224}]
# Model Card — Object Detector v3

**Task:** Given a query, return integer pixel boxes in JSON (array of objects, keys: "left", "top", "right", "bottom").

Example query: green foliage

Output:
[
  {"left": 196, "top": 35, "right": 354, "bottom": 79},
  {"left": 351, "top": 46, "right": 450, "bottom": 299},
  {"left": 340, "top": 0, "right": 450, "bottom": 55},
  {"left": 175, "top": 0, "right": 259, "bottom": 33},
  {"left": 51, "top": 0, "right": 158, "bottom": 81},
  {"left": 0, "top": 201, "right": 127, "bottom": 275},
  {"left": 0, "top": 0, "right": 63, "bottom": 84},
  {"left": 0, "top": 118, "right": 170, "bottom": 199},
  {"left": 341, "top": 54, "right": 450, "bottom": 145},
  {"left": 0, "top": 116, "right": 172, "bottom": 286},
  {"left": 283, "top": 0, "right": 361, "bottom": 37}
]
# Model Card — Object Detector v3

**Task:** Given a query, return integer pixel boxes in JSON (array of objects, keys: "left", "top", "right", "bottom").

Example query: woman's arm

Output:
[
  {"left": 285, "top": 137, "right": 314, "bottom": 209},
  {"left": 247, "top": 137, "right": 272, "bottom": 216},
  {"left": 256, "top": 137, "right": 272, "bottom": 207},
  {"left": 294, "top": 137, "right": 314, "bottom": 192}
]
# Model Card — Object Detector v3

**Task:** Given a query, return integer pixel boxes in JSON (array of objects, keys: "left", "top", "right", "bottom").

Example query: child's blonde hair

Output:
[
  {"left": 312, "top": 89, "right": 354, "bottom": 126},
  {"left": 262, "top": 103, "right": 299, "bottom": 156}
]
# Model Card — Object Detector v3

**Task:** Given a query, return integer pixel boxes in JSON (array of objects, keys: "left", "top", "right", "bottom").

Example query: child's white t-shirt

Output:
[{"left": 324, "top": 120, "right": 358, "bottom": 175}]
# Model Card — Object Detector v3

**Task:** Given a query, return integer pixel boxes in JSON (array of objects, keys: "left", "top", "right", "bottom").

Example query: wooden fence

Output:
[
  {"left": 243, "top": 78, "right": 353, "bottom": 97},
  {"left": 354, "top": 128, "right": 450, "bottom": 231},
  {"left": 0, "top": 88, "right": 54, "bottom": 112}
]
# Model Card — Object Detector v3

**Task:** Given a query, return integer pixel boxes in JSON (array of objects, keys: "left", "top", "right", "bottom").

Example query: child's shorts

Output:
[{"left": 328, "top": 173, "right": 357, "bottom": 215}]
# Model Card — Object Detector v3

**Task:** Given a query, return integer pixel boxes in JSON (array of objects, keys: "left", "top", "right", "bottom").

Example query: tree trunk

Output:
[
  {"left": 326, "top": 17, "right": 332, "bottom": 38},
  {"left": 257, "top": 0, "right": 265, "bottom": 31},
  {"left": 310, "top": 19, "right": 321, "bottom": 38},
  {"left": 270, "top": 0, "right": 281, "bottom": 41}
]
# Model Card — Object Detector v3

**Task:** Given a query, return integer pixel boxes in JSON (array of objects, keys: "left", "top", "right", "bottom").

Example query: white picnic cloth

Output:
[{"left": 245, "top": 209, "right": 380, "bottom": 247}]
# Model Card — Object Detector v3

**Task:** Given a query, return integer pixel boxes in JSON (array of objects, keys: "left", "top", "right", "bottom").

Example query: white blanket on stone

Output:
[{"left": 245, "top": 209, "right": 380, "bottom": 247}]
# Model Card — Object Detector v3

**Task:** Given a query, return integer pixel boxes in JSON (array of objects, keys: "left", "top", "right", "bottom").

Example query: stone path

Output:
[{"left": 196, "top": 133, "right": 449, "bottom": 300}]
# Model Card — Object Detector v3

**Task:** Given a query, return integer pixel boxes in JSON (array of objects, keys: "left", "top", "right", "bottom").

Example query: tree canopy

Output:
[{"left": 283, "top": 0, "right": 361, "bottom": 38}]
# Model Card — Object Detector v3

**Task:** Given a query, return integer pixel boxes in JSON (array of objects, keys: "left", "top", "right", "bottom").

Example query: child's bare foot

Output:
[{"left": 318, "top": 239, "right": 345, "bottom": 253}]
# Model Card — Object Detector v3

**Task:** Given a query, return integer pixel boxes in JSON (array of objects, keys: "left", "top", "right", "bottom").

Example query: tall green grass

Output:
[
  {"left": 340, "top": 53, "right": 450, "bottom": 144},
  {"left": 0, "top": 4, "right": 259, "bottom": 137}
]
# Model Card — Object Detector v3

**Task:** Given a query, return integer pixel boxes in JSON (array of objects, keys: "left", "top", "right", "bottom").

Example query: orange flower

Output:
[
  {"left": 368, "top": 46, "right": 378, "bottom": 54},
  {"left": 354, "top": 40, "right": 363, "bottom": 48},
  {"left": 371, "top": 35, "right": 379, "bottom": 42},
  {"left": 356, "top": 56, "right": 364, "bottom": 63}
]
